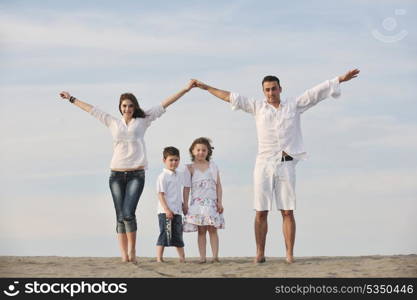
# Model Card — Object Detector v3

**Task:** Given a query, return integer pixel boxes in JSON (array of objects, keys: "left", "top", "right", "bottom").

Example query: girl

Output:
[
  {"left": 59, "top": 80, "right": 196, "bottom": 263},
  {"left": 183, "top": 137, "right": 225, "bottom": 263}
]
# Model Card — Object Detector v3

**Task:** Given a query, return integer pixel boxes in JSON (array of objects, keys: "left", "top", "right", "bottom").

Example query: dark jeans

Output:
[
  {"left": 156, "top": 214, "right": 184, "bottom": 247},
  {"left": 109, "top": 169, "right": 145, "bottom": 233}
]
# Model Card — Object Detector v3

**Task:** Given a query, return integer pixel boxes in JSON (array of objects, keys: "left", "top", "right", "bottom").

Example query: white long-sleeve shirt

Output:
[
  {"left": 90, "top": 104, "right": 165, "bottom": 169},
  {"left": 230, "top": 77, "right": 341, "bottom": 161}
]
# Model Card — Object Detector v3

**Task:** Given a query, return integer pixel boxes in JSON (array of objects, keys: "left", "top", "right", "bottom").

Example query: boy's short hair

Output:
[{"left": 163, "top": 146, "right": 180, "bottom": 159}]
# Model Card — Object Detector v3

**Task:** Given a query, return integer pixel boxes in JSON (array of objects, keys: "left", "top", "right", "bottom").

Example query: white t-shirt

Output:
[{"left": 156, "top": 168, "right": 191, "bottom": 215}]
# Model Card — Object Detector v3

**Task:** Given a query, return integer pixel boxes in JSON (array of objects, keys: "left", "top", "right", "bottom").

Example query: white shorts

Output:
[{"left": 253, "top": 159, "right": 296, "bottom": 211}]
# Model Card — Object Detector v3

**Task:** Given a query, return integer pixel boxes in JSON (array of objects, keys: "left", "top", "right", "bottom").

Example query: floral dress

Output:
[{"left": 183, "top": 161, "right": 225, "bottom": 232}]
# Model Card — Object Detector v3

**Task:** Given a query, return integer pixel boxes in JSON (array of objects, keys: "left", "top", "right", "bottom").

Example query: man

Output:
[{"left": 193, "top": 69, "right": 360, "bottom": 263}]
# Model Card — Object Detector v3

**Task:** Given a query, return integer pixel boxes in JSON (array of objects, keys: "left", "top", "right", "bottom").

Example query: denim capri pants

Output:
[{"left": 109, "top": 169, "right": 145, "bottom": 233}]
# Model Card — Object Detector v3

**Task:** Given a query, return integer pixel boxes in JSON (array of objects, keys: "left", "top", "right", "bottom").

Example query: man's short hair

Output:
[
  {"left": 262, "top": 75, "right": 280, "bottom": 87},
  {"left": 163, "top": 146, "right": 180, "bottom": 159}
]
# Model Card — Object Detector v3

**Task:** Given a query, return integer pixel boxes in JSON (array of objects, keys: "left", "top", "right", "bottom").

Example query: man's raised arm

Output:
[
  {"left": 193, "top": 79, "right": 231, "bottom": 102},
  {"left": 296, "top": 68, "right": 360, "bottom": 113},
  {"left": 338, "top": 69, "right": 360, "bottom": 83}
]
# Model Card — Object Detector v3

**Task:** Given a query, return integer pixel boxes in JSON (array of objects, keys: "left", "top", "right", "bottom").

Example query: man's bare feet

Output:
[
  {"left": 285, "top": 256, "right": 295, "bottom": 264},
  {"left": 254, "top": 256, "right": 266, "bottom": 264}
]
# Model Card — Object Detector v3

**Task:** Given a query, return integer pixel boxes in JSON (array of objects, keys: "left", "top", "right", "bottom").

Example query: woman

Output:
[{"left": 59, "top": 80, "right": 196, "bottom": 262}]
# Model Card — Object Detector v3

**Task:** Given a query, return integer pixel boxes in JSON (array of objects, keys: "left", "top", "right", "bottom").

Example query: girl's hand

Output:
[
  {"left": 182, "top": 203, "right": 189, "bottom": 215},
  {"left": 59, "top": 91, "right": 71, "bottom": 100},
  {"left": 216, "top": 202, "right": 224, "bottom": 214}
]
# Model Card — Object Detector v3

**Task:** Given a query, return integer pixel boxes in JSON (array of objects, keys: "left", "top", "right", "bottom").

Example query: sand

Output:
[{"left": 1, "top": 255, "right": 416, "bottom": 278}]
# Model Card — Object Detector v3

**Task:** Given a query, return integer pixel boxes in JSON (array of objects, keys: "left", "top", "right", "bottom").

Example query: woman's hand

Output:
[
  {"left": 59, "top": 91, "right": 71, "bottom": 100},
  {"left": 184, "top": 79, "right": 198, "bottom": 92},
  {"left": 192, "top": 79, "right": 209, "bottom": 90}
]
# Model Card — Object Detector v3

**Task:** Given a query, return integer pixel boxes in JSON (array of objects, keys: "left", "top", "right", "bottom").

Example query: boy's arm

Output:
[
  {"left": 158, "top": 192, "right": 174, "bottom": 219},
  {"left": 183, "top": 187, "right": 190, "bottom": 215}
]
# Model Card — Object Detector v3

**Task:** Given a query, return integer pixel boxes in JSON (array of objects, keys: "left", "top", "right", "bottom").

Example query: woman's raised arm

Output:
[
  {"left": 59, "top": 91, "right": 93, "bottom": 113},
  {"left": 161, "top": 79, "right": 197, "bottom": 109}
]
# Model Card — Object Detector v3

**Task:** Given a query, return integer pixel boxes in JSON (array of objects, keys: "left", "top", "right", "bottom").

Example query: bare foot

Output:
[
  {"left": 128, "top": 250, "right": 136, "bottom": 263},
  {"left": 179, "top": 258, "right": 186, "bottom": 263},
  {"left": 254, "top": 256, "right": 266, "bottom": 264},
  {"left": 211, "top": 258, "right": 220, "bottom": 263},
  {"left": 285, "top": 256, "right": 295, "bottom": 264},
  {"left": 156, "top": 258, "right": 165, "bottom": 263},
  {"left": 121, "top": 257, "right": 129, "bottom": 263},
  {"left": 198, "top": 259, "right": 207, "bottom": 264}
]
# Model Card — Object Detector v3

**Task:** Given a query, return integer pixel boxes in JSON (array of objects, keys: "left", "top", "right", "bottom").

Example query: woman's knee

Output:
[{"left": 123, "top": 217, "right": 137, "bottom": 233}]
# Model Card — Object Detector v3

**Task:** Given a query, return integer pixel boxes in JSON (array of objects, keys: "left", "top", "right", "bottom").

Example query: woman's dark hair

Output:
[
  {"left": 119, "top": 93, "right": 146, "bottom": 118},
  {"left": 189, "top": 137, "right": 214, "bottom": 162}
]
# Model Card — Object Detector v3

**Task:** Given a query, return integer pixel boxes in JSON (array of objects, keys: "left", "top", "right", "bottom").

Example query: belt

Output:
[
  {"left": 110, "top": 169, "right": 145, "bottom": 175},
  {"left": 281, "top": 155, "right": 293, "bottom": 161}
]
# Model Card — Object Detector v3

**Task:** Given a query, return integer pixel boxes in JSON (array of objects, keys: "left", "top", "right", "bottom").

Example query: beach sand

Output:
[{"left": 1, "top": 255, "right": 416, "bottom": 278}]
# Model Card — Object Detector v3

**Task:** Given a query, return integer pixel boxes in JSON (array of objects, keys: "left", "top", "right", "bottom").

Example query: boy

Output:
[{"left": 156, "top": 146, "right": 190, "bottom": 263}]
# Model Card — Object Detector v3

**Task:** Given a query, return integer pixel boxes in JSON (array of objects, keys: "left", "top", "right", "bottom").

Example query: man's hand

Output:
[
  {"left": 184, "top": 79, "right": 198, "bottom": 92},
  {"left": 192, "top": 79, "right": 210, "bottom": 90},
  {"left": 338, "top": 69, "right": 360, "bottom": 83},
  {"left": 191, "top": 79, "right": 231, "bottom": 102}
]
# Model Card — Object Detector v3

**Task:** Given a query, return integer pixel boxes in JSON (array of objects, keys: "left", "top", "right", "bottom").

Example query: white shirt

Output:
[
  {"left": 230, "top": 77, "right": 341, "bottom": 161},
  {"left": 156, "top": 168, "right": 190, "bottom": 215},
  {"left": 90, "top": 105, "right": 165, "bottom": 169}
]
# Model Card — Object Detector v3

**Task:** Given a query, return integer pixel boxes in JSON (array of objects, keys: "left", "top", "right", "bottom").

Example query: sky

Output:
[{"left": 1, "top": 0, "right": 416, "bottom": 258}]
